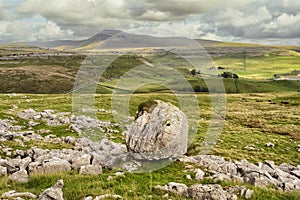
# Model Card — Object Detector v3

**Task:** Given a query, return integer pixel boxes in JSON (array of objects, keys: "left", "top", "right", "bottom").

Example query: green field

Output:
[
  {"left": 0, "top": 42, "right": 300, "bottom": 199},
  {"left": 0, "top": 44, "right": 299, "bottom": 94},
  {"left": 213, "top": 54, "right": 300, "bottom": 79},
  {"left": 0, "top": 92, "right": 299, "bottom": 199}
]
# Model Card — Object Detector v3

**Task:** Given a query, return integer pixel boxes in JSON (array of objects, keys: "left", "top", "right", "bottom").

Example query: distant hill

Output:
[
  {"left": 28, "top": 30, "right": 229, "bottom": 51},
  {"left": 28, "top": 30, "right": 122, "bottom": 50}
]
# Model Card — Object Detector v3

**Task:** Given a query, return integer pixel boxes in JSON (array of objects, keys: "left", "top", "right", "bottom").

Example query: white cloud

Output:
[
  {"left": 0, "top": 0, "right": 299, "bottom": 45},
  {"left": 0, "top": 19, "right": 73, "bottom": 43}
]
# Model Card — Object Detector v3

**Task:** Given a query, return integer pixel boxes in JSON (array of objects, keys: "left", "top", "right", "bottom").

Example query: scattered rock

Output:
[
  {"left": 0, "top": 166, "right": 7, "bottom": 176},
  {"left": 107, "top": 172, "right": 125, "bottom": 181},
  {"left": 83, "top": 196, "right": 94, "bottom": 200},
  {"left": 291, "top": 170, "right": 300, "bottom": 179},
  {"left": 265, "top": 142, "right": 275, "bottom": 147},
  {"left": 245, "top": 189, "right": 254, "bottom": 199},
  {"left": 188, "top": 184, "right": 230, "bottom": 200},
  {"left": 8, "top": 169, "right": 29, "bottom": 183},
  {"left": 194, "top": 168, "right": 205, "bottom": 181},
  {"left": 125, "top": 100, "right": 188, "bottom": 160},
  {"left": 38, "top": 179, "right": 64, "bottom": 200},
  {"left": 1, "top": 190, "right": 37, "bottom": 199},
  {"left": 79, "top": 165, "right": 102, "bottom": 175},
  {"left": 179, "top": 154, "right": 300, "bottom": 191},
  {"left": 94, "top": 194, "right": 122, "bottom": 199},
  {"left": 30, "top": 158, "right": 71, "bottom": 174},
  {"left": 155, "top": 182, "right": 188, "bottom": 196},
  {"left": 186, "top": 174, "right": 192, "bottom": 180},
  {"left": 72, "top": 154, "right": 91, "bottom": 170}
]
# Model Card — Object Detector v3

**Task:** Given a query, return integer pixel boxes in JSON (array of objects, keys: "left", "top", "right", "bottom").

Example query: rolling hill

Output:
[{"left": 0, "top": 30, "right": 299, "bottom": 94}]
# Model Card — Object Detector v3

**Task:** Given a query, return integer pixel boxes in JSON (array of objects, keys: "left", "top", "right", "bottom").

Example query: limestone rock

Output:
[
  {"left": 79, "top": 165, "right": 102, "bottom": 175},
  {"left": 38, "top": 179, "right": 64, "bottom": 200},
  {"left": 265, "top": 142, "right": 275, "bottom": 147},
  {"left": 94, "top": 194, "right": 122, "bottom": 199},
  {"left": 83, "top": 197, "right": 94, "bottom": 200},
  {"left": 1, "top": 190, "right": 37, "bottom": 199},
  {"left": 194, "top": 168, "right": 205, "bottom": 181},
  {"left": 30, "top": 158, "right": 71, "bottom": 174},
  {"left": 125, "top": 100, "right": 188, "bottom": 160},
  {"left": 71, "top": 154, "right": 91, "bottom": 170},
  {"left": 0, "top": 166, "right": 7, "bottom": 176},
  {"left": 155, "top": 182, "right": 188, "bottom": 196},
  {"left": 188, "top": 184, "right": 229, "bottom": 200},
  {"left": 8, "top": 169, "right": 29, "bottom": 183},
  {"left": 245, "top": 189, "right": 254, "bottom": 199}
]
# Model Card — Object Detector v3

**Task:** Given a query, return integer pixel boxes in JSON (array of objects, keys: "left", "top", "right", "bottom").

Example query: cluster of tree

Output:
[
  {"left": 193, "top": 85, "right": 209, "bottom": 92},
  {"left": 219, "top": 72, "right": 239, "bottom": 79},
  {"left": 190, "top": 69, "right": 201, "bottom": 77}
]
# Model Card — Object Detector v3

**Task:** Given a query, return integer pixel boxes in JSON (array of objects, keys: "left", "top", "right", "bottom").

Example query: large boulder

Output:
[{"left": 124, "top": 100, "right": 188, "bottom": 160}]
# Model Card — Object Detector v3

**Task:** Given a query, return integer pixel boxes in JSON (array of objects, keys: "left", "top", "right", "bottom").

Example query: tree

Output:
[
  {"left": 221, "top": 72, "right": 233, "bottom": 78},
  {"left": 191, "top": 69, "right": 196, "bottom": 77},
  {"left": 194, "top": 85, "right": 201, "bottom": 92},
  {"left": 233, "top": 74, "right": 239, "bottom": 93}
]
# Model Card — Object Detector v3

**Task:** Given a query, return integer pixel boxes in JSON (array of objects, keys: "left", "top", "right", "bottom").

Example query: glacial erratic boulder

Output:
[{"left": 124, "top": 100, "right": 188, "bottom": 160}]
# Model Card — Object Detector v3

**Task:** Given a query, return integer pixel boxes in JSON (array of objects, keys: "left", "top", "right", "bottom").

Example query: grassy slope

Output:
[
  {"left": 213, "top": 54, "right": 300, "bottom": 79},
  {"left": 0, "top": 93, "right": 299, "bottom": 199},
  {"left": 0, "top": 43, "right": 299, "bottom": 94}
]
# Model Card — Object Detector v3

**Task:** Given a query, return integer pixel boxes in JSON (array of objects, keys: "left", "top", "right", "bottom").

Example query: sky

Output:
[{"left": 0, "top": 0, "right": 300, "bottom": 45}]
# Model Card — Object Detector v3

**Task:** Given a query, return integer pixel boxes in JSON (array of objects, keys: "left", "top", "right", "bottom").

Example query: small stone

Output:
[
  {"left": 186, "top": 174, "right": 192, "bottom": 180},
  {"left": 29, "top": 120, "right": 40, "bottom": 127},
  {"left": 1, "top": 190, "right": 37, "bottom": 199},
  {"left": 83, "top": 196, "right": 93, "bottom": 200},
  {"left": 33, "top": 115, "right": 42, "bottom": 120},
  {"left": 0, "top": 166, "right": 7, "bottom": 176},
  {"left": 245, "top": 189, "right": 253, "bottom": 199},
  {"left": 194, "top": 168, "right": 205, "bottom": 181},
  {"left": 94, "top": 194, "right": 122, "bottom": 199},
  {"left": 265, "top": 142, "right": 275, "bottom": 147},
  {"left": 291, "top": 170, "right": 300, "bottom": 179},
  {"left": 265, "top": 160, "right": 276, "bottom": 170},
  {"left": 79, "top": 165, "right": 102, "bottom": 175},
  {"left": 115, "top": 172, "right": 125, "bottom": 177},
  {"left": 167, "top": 182, "right": 188, "bottom": 196}
]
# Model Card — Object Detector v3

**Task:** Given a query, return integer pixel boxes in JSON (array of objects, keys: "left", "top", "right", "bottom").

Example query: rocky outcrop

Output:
[
  {"left": 79, "top": 165, "right": 103, "bottom": 175},
  {"left": 179, "top": 155, "right": 300, "bottom": 191},
  {"left": 83, "top": 194, "right": 122, "bottom": 200},
  {"left": 125, "top": 100, "right": 188, "bottom": 160},
  {"left": 1, "top": 106, "right": 300, "bottom": 200},
  {"left": 17, "top": 109, "right": 118, "bottom": 135},
  {"left": 8, "top": 168, "right": 29, "bottom": 183},
  {"left": 155, "top": 182, "right": 189, "bottom": 196},
  {"left": 38, "top": 179, "right": 64, "bottom": 200},
  {"left": 156, "top": 182, "right": 253, "bottom": 200},
  {"left": 29, "top": 158, "right": 72, "bottom": 174},
  {"left": 188, "top": 184, "right": 235, "bottom": 200},
  {"left": 1, "top": 190, "right": 37, "bottom": 199}
]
